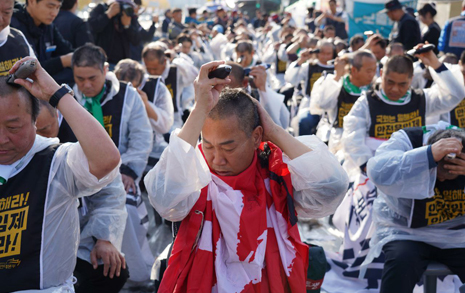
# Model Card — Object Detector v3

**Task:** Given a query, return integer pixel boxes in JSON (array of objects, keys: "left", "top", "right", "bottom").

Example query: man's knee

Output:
[{"left": 383, "top": 240, "right": 429, "bottom": 263}]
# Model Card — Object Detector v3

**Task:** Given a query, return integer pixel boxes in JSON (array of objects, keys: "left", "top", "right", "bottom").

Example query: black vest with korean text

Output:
[
  {"left": 367, "top": 88, "right": 426, "bottom": 139},
  {"left": 403, "top": 127, "right": 465, "bottom": 229},
  {"left": 101, "top": 81, "right": 127, "bottom": 148},
  {"left": 0, "top": 27, "right": 30, "bottom": 76},
  {"left": 334, "top": 87, "right": 361, "bottom": 129},
  {"left": 450, "top": 99, "right": 465, "bottom": 128},
  {"left": 276, "top": 43, "right": 292, "bottom": 75},
  {"left": 58, "top": 80, "right": 127, "bottom": 148},
  {"left": 306, "top": 64, "right": 334, "bottom": 97},
  {"left": 142, "top": 76, "right": 162, "bottom": 104},
  {"left": 0, "top": 144, "right": 59, "bottom": 293},
  {"left": 164, "top": 66, "right": 178, "bottom": 112}
]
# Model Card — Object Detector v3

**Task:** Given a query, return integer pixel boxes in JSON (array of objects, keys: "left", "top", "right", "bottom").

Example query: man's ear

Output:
[
  {"left": 103, "top": 62, "right": 109, "bottom": 75},
  {"left": 350, "top": 65, "right": 357, "bottom": 76},
  {"left": 243, "top": 78, "right": 249, "bottom": 88},
  {"left": 252, "top": 125, "right": 264, "bottom": 147}
]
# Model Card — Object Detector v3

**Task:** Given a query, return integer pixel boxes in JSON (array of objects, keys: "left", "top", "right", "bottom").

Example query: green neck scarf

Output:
[
  {"left": 83, "top": 85, "right": 106, "bottom": 127},
  {"left": 343, "top": 75, "right": 370, "bottom": 95},
  {"left": 380, "top": 88, "right": 410, "bottom": 104}
]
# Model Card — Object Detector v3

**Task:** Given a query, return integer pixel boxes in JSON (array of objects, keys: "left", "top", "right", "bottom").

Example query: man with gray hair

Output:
[{"left": 310, "top": 50, "right": 377, "bottom": 155}]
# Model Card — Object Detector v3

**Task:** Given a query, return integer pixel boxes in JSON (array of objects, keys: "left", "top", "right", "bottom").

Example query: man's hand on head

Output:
[
  {"left": 249, "top": 66, "right": 267, "bottom": 92},
  {"left": 252, "top": 98, "right": 313, "bottom": 159},
  {"left": 297, "top": 49, "right": 311, "bottom": 65},
  {"left": 252, "top": 99, "right": 279, "bottom": 143},
  {"left": 415, "top": 43, "right": 442, "bottom": 70},
  {"left": 193, "top": 61, "right": 231, "bottom": 114},
  {"left": 334, "top": 55, "right": 348, "bottom": 80},
  {"left": 178, "top": 61, "right": 231, "bottom": 148},
  {"left": 366, "top": 34, "right": 382, "bottom": 48},
  {"left": 10, "top": 57, "right": 60, "bottom": 102},
  {"left": 90, "top": 240, "right": 126, "bottom": 279},
  {"left": 431, "top": 137, "right": 463, "bottom": 162},
  {"left": 443, "top": 152, "right": 465, "bottom": 176}
]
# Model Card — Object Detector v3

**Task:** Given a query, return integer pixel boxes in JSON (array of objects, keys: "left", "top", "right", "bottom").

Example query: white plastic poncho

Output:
[
  {"left": 362, "top": 122, "right": 465, "bottom": 274},
  {"left": 77, "top": 175, "right": 128, "bottom": 265},
  {"left": 163, "top": 57, "right": 199, "bottom": 129},
  {"left": 342, "top": 65, "right": 465, "bottom": 178},
  {"left": 144, "top": 130, "right": 349, "bottom": 222},
  {"left": 139, "top": 76, "right": 174, "bottom": 162},
  {"left": 309, "top": 73, "right": 344, "bottom": 153},
  {"left": 9, "top": 135, "right": 120, "bottom": 292},
  {"left": 73, "top": 72, "right": 153, "bottom": 180}
]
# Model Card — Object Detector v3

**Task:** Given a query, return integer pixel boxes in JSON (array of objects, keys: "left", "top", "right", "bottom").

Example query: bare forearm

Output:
[
  {"left": 315, "top": 14, "right": 325, "bottom": 25},
  {"left": 58, "top": 94, "right": 120, "bottom": 178},
  {"left": 144, "top": 100, "right": 159, "bottom": 121},
  {"left": 286, "top": 42, "right": 300, "bottom": 54},
  {"left": 269, "top": 127, "right": 312, "bottom": 159},
  {"left": 178, "top": 106, "right": 207, "bottom": 147}
]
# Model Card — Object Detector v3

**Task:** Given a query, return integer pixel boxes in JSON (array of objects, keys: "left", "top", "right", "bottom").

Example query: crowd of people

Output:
[{"left": 0, "top": 0, "right": 464, "bottom": 292}]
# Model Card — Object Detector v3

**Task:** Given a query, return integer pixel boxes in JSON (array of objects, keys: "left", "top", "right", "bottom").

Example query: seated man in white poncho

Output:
[
  {"left": 144, "top": 61, "right": 349, "bottom": 292},
  {"left": 366, "top": 122, "right": 465, "bottom": 293}
]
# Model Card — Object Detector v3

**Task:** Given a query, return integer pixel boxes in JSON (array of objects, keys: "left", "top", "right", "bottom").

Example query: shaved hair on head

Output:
[
  {"left": 225, "top": 61, "right": 245, "bottom": 87},
  {"left": 207, "top": 88, "right": 260, "bottom": 137},
  {"left": 0, "top": 76, "right": 39, "bottom": 122},
  {"left": 385, "top": 55, "right": 414, "bottom": 77},
  {"left": 352, "top": 50, "right": 376, "bottom": 70}
]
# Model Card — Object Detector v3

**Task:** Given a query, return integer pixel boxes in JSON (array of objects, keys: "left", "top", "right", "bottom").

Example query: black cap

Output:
[
  {"left": 418, "top": 3, "right": 437, "bottom": 17},
  {"left": 379, "top": 0, "right": 403, "bottom": 14}
]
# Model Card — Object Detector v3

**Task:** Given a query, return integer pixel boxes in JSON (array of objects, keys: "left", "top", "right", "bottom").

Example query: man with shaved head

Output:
[{"left": 145, "top": 61, "right": 348, "bottom": 292}]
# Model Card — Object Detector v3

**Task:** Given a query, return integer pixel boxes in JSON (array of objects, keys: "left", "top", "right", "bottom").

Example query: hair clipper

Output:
[
  {"left": 407, "top": 44, "right": 435, "bottom": 56},
  {"left": 6, "top": 60, "right": 38, "bottom": 86},
  {"left": 208, "top": 65, "right": 232, "bottom": 79}
]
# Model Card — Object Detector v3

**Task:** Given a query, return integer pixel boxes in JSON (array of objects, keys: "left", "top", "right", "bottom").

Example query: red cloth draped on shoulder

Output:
[{"left": 158, "top": 142, "right": 309, "bottom": 293}]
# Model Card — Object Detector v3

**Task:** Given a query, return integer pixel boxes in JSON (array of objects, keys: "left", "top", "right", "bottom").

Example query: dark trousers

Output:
[
  {"left": 381, "top": 240, "right": 465, "bottom": 293},
  {"left": 74, "top": 257, "right": 129, "bottom": 293}
]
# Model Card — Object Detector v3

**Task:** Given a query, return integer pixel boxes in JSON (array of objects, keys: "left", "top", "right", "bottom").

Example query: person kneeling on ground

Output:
[
  {"left": 365, "top": 122, "right": 465, "bottom": 293},
  {"left": 144, "top": 61, "right": 349, "bottom": 292}
]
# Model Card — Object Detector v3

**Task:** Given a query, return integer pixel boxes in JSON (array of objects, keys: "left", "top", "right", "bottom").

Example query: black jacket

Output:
[
  {"left": 130, "top": 18, "right": 156, "bottom": 61},
  {"left": 393, "top": 13, "right": 421, "bottom": 50},
  {"left": 88, "top": 3, "right": 140, "bottom": 65},
  {"left": 10, "top": 3, "right": 73, "bottom": 77},
  {"left": 54, "top": 10, "right": 93, "bottom": 49},
  {"left": 422, "top": 22, "right": 441, "bottom": 54}
]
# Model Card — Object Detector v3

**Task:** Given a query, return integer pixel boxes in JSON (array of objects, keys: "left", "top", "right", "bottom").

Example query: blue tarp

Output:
[{"left": 347, "top": 0, "right": 417, "bottom": 39}]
